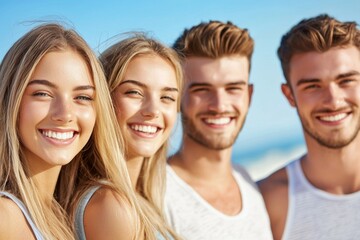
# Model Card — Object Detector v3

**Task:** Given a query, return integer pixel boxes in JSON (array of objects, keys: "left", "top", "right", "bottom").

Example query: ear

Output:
[
  {"left": 281, "top": 83, "right": 296, "bottom": 107},
  {"left": 248, "top": 83, "right": 254, "bottom": 105}
]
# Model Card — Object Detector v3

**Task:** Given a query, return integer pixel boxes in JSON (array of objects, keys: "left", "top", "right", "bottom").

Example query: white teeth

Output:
[
  {"left": 42, "top": 130, "right": 74, "bottom": 140},
  {"left": 320, "top": 113, "right": 347, "bottom": 122},
  {"left": 131, "top": 124, "right": 157, "bottom": 134},
  {"left": 205, "top": 117, "right": 231, "bottom": 125}
]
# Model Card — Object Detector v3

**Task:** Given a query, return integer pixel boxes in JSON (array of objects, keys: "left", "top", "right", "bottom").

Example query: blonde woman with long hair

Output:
[
  {"left": 74, "top": 34, "right": 183, "bottom": 239},
  {"left": 0, "top": 23, "right": 140, "bottom": 239},
  {"left": 0, "top": 23, "right": 98, "bottom": 239}
]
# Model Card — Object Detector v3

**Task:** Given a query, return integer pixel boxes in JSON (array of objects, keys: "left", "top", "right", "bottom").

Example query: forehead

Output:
[
  {"left": 288, "top": 46, "right": 360, "bottom": 85},
  {"left": 124, "top": 54, "right": 178, "bottom": 88},
  {"left": 31, "top": 49, "right": 93, "bottom": 85},
  {"left": 184, "top": 56, "right": 249, "bottom": 86}
]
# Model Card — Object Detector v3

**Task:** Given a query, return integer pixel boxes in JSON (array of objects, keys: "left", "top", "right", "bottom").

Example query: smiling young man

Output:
[
  {"left": 165, "top": 20, "right": 273, "bottom": 240},
  {"left": 259, "top": 14, "right": 360, "bottom": 240}
]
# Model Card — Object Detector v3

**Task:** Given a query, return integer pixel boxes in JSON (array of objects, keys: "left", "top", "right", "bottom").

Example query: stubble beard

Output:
[
  {"left": 181, "top": 112, "right": 245, "bottom": 150},
  {"left": 298, "top": 109, "right": 360, "bottom": 149}
]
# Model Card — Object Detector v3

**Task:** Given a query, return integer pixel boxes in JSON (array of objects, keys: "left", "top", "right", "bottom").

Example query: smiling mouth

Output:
[
  {"left": 40, "top": 130, "right": 76, "bottom": 140},
  {"left": 203, "top": 117, "right": 232, "bottom": 125},
  {"left": 318, "top": 112, "right": 349, "bottom": 122},
  {"left": 130, "top": 124, "right": 160, "bottom": 134}
]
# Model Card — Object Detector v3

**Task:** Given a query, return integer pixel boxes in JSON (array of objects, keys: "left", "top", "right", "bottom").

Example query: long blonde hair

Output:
[
  {"left": 0, "top": 23, "right": 84, "bottom": 239},
  {"left": 100, "top": 33, "right": 183, "bottom": 240},
  {"left": 0, "top": 23, "right": 141, "bottom": 240},
  {"left": 47, "top": 28, "right": 145, "bottom": 239}
]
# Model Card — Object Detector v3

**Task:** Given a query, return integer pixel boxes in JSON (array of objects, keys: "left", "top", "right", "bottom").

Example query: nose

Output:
[
  {"left": 51, "top": 97, "right": 74, "bottom": 123},
  {"left": 322, "top": 84, "right": 345, "bottom": 110},
  {"left": 141, "top": 97, "right": 160, "bottom": 118},
  {"left": 208, "top": 90, "right": 227, "bottom": 112}
]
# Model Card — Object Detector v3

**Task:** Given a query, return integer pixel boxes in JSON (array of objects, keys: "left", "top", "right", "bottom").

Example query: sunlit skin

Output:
[
  {"left": 181, "top": 56, "right": 253, "bottom": 150},
  {"left": 283, "top": 46, "right": 360, "bottom": 149},
  {"left": 112, "top": 54, "right": 179, "bottom": 186},
  {"left": 18, "top": 49, "right": 96, "bottom": 198},
  {"left": 169, "top": 56, "right": 253, "bottom": 216},
  {"left": 259, "top": 46, "right": 360, "bottom": 240}
]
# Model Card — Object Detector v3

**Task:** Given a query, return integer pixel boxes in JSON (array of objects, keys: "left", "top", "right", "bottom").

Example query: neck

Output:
[
  {"left": 169, "top": 135, "right": 233, "bottom": 181},
  {"left": 29, "top": 165, "right": 62, "bottom": 204},
  {"left": 126, "top": 155, "right": 145, "bottom": 190},
  {"left": 302, "top": 134, "right": 360, "bottom": 194}
]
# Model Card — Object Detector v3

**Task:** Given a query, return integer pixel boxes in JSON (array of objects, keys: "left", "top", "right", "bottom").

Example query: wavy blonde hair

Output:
[
  {"left": 0, "top": 23, "right": 140, "bottom": 239},
  {"left": 100, "top": 33, "right": 183, "bottom": 240}
]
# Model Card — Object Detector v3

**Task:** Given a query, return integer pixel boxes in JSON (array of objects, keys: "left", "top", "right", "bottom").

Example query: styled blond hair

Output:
[
  {"left": 278, "top": 14, "right": 360, "bottom": 82},
  {"left": 173, "top": 20, "right": 254, "bottom": 70},
  {"left": 100, "top": 33, "right": 183, "bottom": 240}
]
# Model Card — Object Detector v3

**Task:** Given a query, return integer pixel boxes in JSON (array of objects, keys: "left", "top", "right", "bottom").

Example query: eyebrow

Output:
[
  {"left": 120, "top": 79, "right": 178, "bottom": 92},
  {"left": 28, "top": 79, "right": 95, "bottom": 91},
  {"left": 336, "top": 70, "right": 360, "bottom": 79},
  {"left": 296, "top": 78, "right": 320, "bottom": 87},
  {"left": 120, "top": 79, "right": 146, "bottom": 88},
  {"left": 188, "top": 80, "right": 247, "bottom": 88},
  {"left": 296, "top": 70, "right": 360, "bottom": 87}
]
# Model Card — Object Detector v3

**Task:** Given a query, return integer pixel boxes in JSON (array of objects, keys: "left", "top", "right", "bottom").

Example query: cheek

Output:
[
  {"left": 183, "top": 95, "right": 203, "bottom": 111},
  {"left": 78, "top": 107, "right": 96, "bottom": 131},
  {"left": 164, "top": 106, "right": 178, "bottom": 129},
  {"left": 348, "top": 88, "right": 360, "bottom": 103},
  {"left": 18, "top": 100, "right": 48, "bottom": 131},
  {"left": 115, "top": 101, "right": 138, "bottom": 127}
]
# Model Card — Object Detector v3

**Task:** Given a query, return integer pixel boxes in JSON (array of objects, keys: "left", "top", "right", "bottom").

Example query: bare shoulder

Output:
[
  {"left": 258, "top": 167, "right": 289, "bottom": 197},
  {"left": 258, "top": 167, "right": 289, "bottom": 240},
  {"left": 0, "top": 196, "right": 34, "bottom": 239},
  {"left": 83, "top": 187, "right": 135, "bottom": 240}
]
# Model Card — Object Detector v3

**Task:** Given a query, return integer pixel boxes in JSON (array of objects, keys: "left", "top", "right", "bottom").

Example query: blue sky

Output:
[{"left": 1, "top": 0, "right": 359, "bottom": 177}]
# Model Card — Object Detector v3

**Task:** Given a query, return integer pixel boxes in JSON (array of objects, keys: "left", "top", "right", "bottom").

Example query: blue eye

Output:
[
  {"left": 32, "top": 91, "right": 51, "bottom": 97},
  {"left": 76, "top": 95, "right": 93, "bottom": 101},
  {"left": 161, "top": 95, "right": 176, "bottom": 102},
  {"left": 125, "top": 90, "right": 143, "bottom": 96}
]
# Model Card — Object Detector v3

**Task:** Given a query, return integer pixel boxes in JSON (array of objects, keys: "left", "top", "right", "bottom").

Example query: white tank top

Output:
[
  {"left": 283, "top": 159, "right": 360, "bottom": 240},
  {"left": 165, "top": 165, "right": 273, "bottom": 240},
  {"left": 0, "top": 191, "right": 44, "bottom": 240}
]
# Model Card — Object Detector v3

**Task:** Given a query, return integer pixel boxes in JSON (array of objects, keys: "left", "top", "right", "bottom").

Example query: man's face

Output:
[
  {"left": 282, "top": 46, "right": 360, "bottom": 148},
  {"left": 181, "top": 56, "right": 253, "bottom": 150}
]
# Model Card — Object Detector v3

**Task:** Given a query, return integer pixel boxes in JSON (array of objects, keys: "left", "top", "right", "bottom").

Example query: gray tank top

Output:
[
  {"left": 283, "top": 159, "right": 360, "bottom": 240},
  {"left": 74, "top": 185, "right": 101, "bottom": 240},
  {"left": 74, "top": 186, "right": 172, "bottom": 240},
  {"left": 0, "top": 191, "right": 44, "bottom": 240}
]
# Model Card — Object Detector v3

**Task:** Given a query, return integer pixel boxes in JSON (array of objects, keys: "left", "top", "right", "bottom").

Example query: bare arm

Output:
[
  {"left": 83, "top": 188, "right": 136, "bottom": 240},
  {"left": 258, "top": 168, "right": 289, "bottom": 240},
  {"left": 0, "top": 197, "right": 36, "bottom": 240}
]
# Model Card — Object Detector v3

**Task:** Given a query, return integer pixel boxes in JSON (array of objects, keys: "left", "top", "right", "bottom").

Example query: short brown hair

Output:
[
  {"left": 173, "top": 20, "right": 254, "bottom": 69},
  {"left": 278, "top": 14, "right": 360, "bottom": 82}
]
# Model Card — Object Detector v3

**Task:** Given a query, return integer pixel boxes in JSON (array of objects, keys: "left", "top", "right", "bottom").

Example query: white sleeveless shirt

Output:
[
  {"left": 165, "top": 165, "right": 273, "bottom": 240},
  {"left": 283, "top": 159, "right": 360, "bottom": 240},
  {"left": 0, "top": 191, "right": 44, "bottom": 240}
]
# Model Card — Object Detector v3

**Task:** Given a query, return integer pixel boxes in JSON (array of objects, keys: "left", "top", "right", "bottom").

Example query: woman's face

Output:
[
  {"left": 18, "top": 49, "right": 96, "bottom": 174},
  {"left": 112, "top": 54, "right": 179, "bottom": 159}
]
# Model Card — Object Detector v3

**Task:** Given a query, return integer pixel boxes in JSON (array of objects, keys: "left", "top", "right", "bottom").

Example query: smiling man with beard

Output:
[
  {"left": 259, "top": 14, "right": 360, "bottom": 240},
  {"left": 165, "top": 20, "right": 273, "bottom": 240}
]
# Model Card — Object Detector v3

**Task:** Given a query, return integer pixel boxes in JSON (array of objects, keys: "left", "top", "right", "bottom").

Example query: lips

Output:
[
  {"left": 130, "top": 124, "right": 160, "bottom": 134},
  {"left": 40, "top": 129, "right": 76, "bottom": 140},
  {"left": 318, "top": 113, "right": 348, "bottom": 122},
  {"left": 204, "top": 117, "right": 232, "bottom": 125}
]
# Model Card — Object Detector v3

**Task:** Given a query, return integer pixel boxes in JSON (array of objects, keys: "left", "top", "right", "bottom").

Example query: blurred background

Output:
[{"left": 1, "top": 0, "right": 359, "bottom": 180}]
